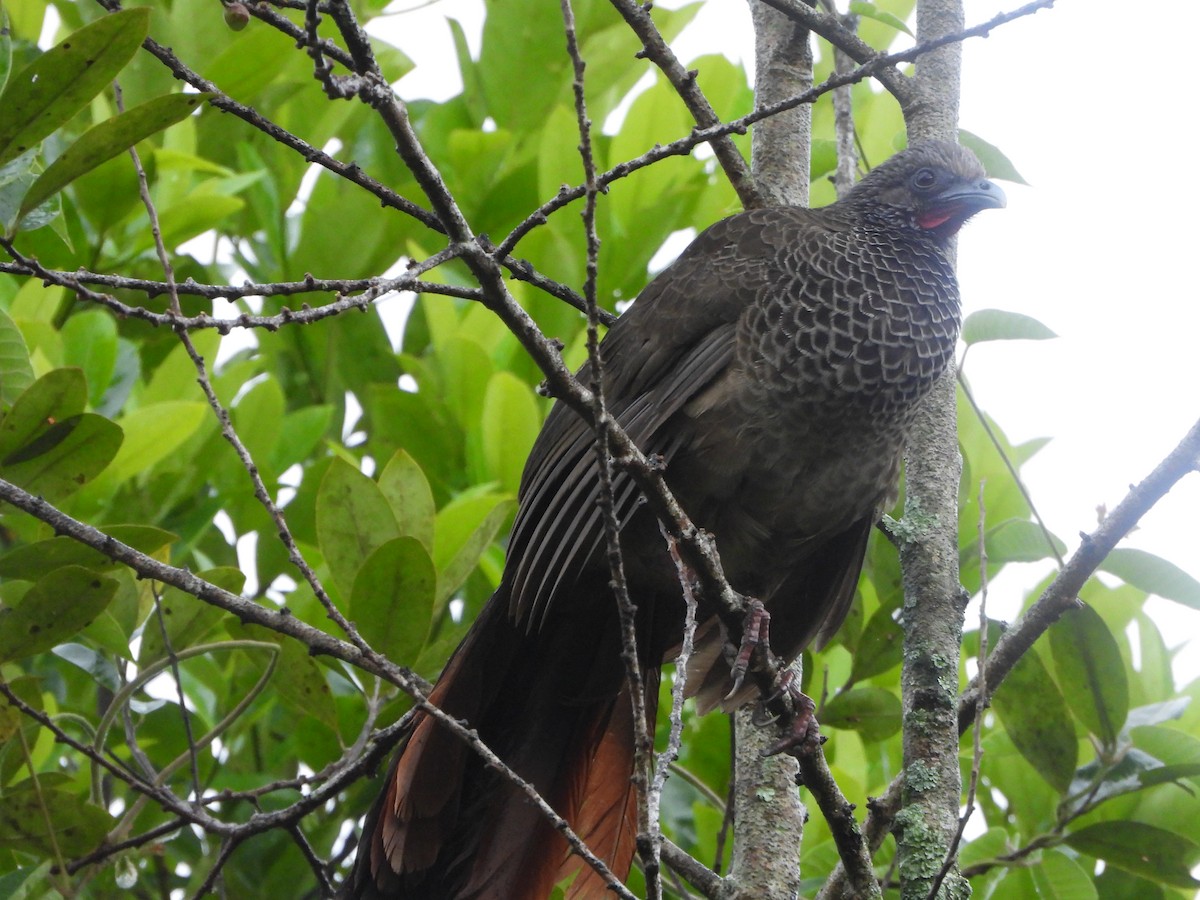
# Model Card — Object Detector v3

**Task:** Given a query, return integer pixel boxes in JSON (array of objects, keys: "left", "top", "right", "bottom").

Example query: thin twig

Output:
[
  {"left": 119, "top": 78, "right": 220, "bottom": 841},
  {"left": 497, "top": 0, "right": 1054, "bottom": 259},
  {"left": 95, "top": 0, "right": 443, "bottom": 231},
  {"left": 825, "top": 413, "right": 1200, "bottom": 896},
  {"left": 287, "top": 823, "right": 335, "bottom": 897},
  {"left": 805, "top": 740, "right": 881, "bottom": 900},
  {"left": 659, "top": 532, "right": 700, "bottom": 795},
  {"left": 662, "top": 837, "right": 725, "bottom": 897},
  {"left": 562, "top": 1, "right": 660, "bottom": 892},
  {"left": 191, "top": 834, "right": 242, "bottom": 899},
  {"left": 964, "top": 412, "right": 1200, "bottom": 726},
  {"left": 607, "top": 0, "right": 762, "bottom": 208},
  {"left": 819, "top": 0, "right": 860, "bottom": 199},
  {"left": 0, "top": 242, "right": 478, "bottom": 331},
  {"left": 958, "top": 371, "right": 1064, "bottom": 567},
  {"left": 759, "top": 0, "right": 912, "bottom": 103}
]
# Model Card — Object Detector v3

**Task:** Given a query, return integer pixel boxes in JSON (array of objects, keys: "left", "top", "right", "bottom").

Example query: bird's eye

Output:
[{"left": 911, "top": 168, "right": 938, "bottom": 190}]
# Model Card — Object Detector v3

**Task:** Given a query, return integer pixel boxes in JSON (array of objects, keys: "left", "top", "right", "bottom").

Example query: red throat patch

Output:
[{"left": 917, "top": 210, "right": 955, "bottom": 230}]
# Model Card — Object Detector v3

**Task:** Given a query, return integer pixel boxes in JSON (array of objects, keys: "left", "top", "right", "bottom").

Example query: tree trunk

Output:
[
  {"left": 895, "top": 1, "right": 971, "bottom": 897},
  {"left": 722, "top": 3, "right": 813, "bottom": 898}
]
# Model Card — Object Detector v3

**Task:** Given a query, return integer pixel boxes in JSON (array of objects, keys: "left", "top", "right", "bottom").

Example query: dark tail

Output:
[{"left": 345, "top": 581, "right": 658, "bottom": 899}]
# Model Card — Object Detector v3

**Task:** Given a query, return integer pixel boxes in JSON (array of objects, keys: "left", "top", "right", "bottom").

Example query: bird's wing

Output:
[{"left": 504, "top": 208, "right": 837, "bottom": 630}]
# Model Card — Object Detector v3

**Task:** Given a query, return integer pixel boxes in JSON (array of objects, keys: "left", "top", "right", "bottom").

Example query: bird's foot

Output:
[
  {"left": 725, "top": 599, "right": 770, "bottom": 701},
  {"left": 764, "top": 689, "right": 820, "bottom": 758}
]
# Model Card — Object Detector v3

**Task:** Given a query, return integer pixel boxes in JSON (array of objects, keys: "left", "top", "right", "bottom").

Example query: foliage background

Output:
[{"left": 0, "top": 0, "right": 1198, "bottom": 897}]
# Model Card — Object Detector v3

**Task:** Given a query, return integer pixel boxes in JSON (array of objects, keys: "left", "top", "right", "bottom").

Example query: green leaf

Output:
[
  {"left": 0, "top": 566, "right": 118, "bottom": 662},
  {"left": 0, "top": 7, "right": 12, "bottom": 98},
  {"left": 315, "top": 458, "right": 400, "bottom": 601},
  {"left": 957, "top": 825, "right": 1011, "bottom": 871},
  {"left": 13, "top": 187, "right": 61, "bottom": 234},
  {"left": 0, "top": 145, "right": 64, "bottom": 233},
  {"left": 228, "top": 622, "right": 338, "bottom": 732},
  {"left": 822, "top": 686, "right": 901, "bottom": 741},
  {"left": 80, "top": 572, "right": 141, "bottom": 656},
  {"left": 962, "top": 309, "right": 1057, "bottom": 345},
  {"left": 434, "top": 493, "right": 514, "bottom": 607},
  {"left": 1030, "top": 849, "right": 1097, "bottom": 900},
  {"left": 0, "top": 863, "right": 52, "bottom": 900},
  {"left": 377, "top": 449, "right": 436, "bottom": 552},
  {"left": 0, "top": 8, "right": 153, "bottom": 168},
  {"left": 231, "top": 374, "right": 284, "bottom": 474},
  {"left": 0, "top": 525, "right": 175, "bottom": 580},
  {"left": 1136, "top": 760, "right": 1200, "bottom": 789},
  {"left": 1049, "top": 604, "right": 1128, "bottom": 748},
  {"left": 1101, "top": 547, "right": 1200, "bottom": 611},
  {"left": 979, "top": 518, "right": 1065, "bottom": 564},
  {"left": 141, "top": 330, "right": 219, "bottom": 406},
  {"left": 350, "top": 536, "right": 437, "bottom": 664},
  {"left": 1064, "top": 821, "right": 1200, "bottom": 889},
  {"left": 0, "top": 783, "right": 113, "bottom": 856},
  {"left": 60, "top": 310, "right": 118, "bottom": 408},
  {"left": 135, "top": 192, "right": 243, "bottom": 254},
  {"left": 1125, "top": 697, "right": 1191, "bottom": 730},
  {"left": 0, "top": 413, "right": 123, "bottom": 500},
  {"left": 19, "top": 92, "right": 212, "bottom": 218},
  {"left": 0, "top": 367, "right": 87, "bottom": 459},
  {"left": 97, "top": 338, "right": 139, "bottom": 417},
  {"left": 440, "top": 335, "right": 493, "bottom": 430},
  {"left": 270, "top": 404, "right": 333, "bottom": 473},
  {"left": 102, "top": 401, "right": 206, "bottom": 485},
  {"left": 0, "top": 675, "right": 42, "bottom": 746},
  {"left": 477, "top": 5, "right": 571, "bottom": 132},
  {"left": 1093, "top": 867, "right": 1166, "bottom": 900},
  {"left": 1062, "top": 746, "right": 1171, "bottom": 818},
  {"left": 848, "top": 1, "right": 913, "bottom": 35},
  {"left": 138, "top": 568, "right": 244, "bottom": 665},
  {"left": 481, "top": 371, "right": 540, "bottom": 495},
  {"left": 847, "top": 603, "right": 903, "bottom": 683},
  {"left": 959, "top": 129, "right": 1029, "bottom": 185},
  {"left": 0, "top": 309, "right": 35, "bottom": 411},
  {"left": 992, "top": 645, "right": 1077, "bottom": 793},
  {"left": 53, "top": 642, "right": 122, "bottom": 691}
]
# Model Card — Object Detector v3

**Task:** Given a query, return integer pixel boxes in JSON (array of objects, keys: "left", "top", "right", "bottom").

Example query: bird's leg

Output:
[
  {"left": 724, "top": 601, "right": 822, "bottom": 755},
  {"left": 725, "top": 598, "right": 770, "bottom": 700}
]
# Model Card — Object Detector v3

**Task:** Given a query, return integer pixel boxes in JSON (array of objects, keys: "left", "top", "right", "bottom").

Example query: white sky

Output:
[{"left": 380, "top": 0, "right": 1200, "bottom": 674}]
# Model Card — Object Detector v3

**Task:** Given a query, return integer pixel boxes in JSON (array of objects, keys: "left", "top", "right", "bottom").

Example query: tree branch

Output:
[
  {"left": 758, "top": 0, "right": 913, "bottom": 104},
  {"left": 824, "top": 414, "right": 1200, "bottom": 895},
  {"left": 607, "top": 0, "right": 764, "bottom": 208},
  {"left": 964, "top": 412, "right": 1200, "bottom": 725}
]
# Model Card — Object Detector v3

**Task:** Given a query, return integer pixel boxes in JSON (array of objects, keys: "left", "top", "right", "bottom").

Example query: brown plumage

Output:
[{"left": 345, "top": 140, "right": 1004, "bottom": 899}]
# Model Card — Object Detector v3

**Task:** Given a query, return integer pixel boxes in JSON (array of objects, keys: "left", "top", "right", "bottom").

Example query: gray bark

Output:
[
  {"left": 721, "top": 3, "right": 814, "bottom": 898},
  {"left": 895, "top": 0, "right": 971, "bottom": 897}
]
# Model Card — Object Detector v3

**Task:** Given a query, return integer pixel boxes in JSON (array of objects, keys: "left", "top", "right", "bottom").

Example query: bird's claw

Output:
[
  {"left": 764, "top": 691, "right": 819, "bottom": 758},
  {"left": 725, "top": 599, "right": 770, "bottom": 701}
]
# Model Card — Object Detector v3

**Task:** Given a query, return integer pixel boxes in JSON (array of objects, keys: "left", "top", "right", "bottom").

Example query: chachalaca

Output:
[{"left": 346, "top": 140, "right": 1004, "bottom": 899}]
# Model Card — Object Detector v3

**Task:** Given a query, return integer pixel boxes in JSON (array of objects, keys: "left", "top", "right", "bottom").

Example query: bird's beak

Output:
[{"left": 917, "top": 178, "right": 1006, "bottom": 231}]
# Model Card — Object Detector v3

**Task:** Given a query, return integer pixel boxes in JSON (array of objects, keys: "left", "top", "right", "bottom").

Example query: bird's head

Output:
[{"left": 850, "top": 140, "right": 1006, "bottom": 241}]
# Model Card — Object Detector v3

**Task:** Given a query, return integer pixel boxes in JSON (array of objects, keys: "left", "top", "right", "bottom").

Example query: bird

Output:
[{"left": 344, "top": 140, "right": 1004, "bottom": 899}]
